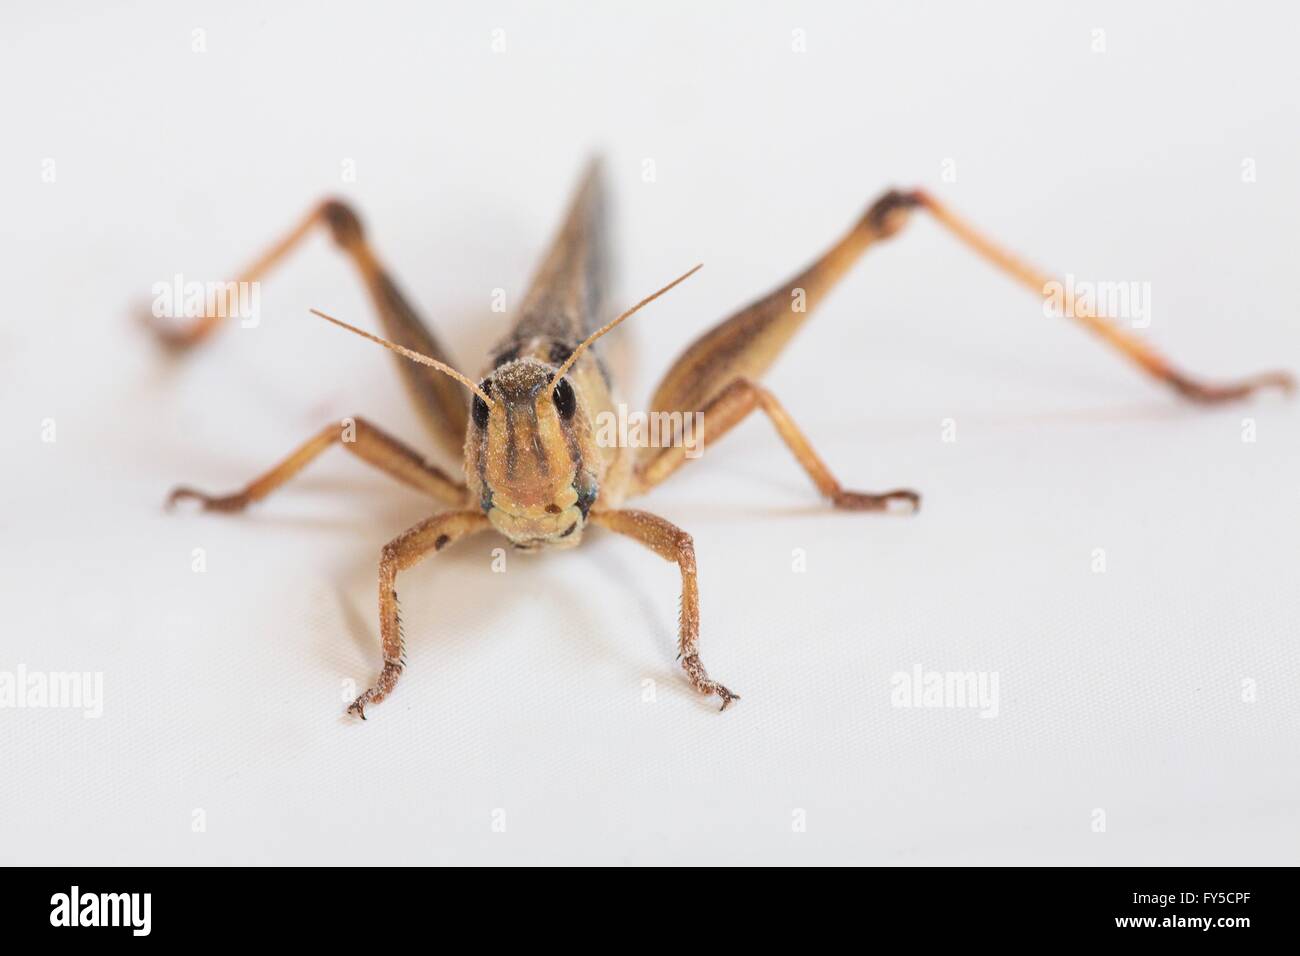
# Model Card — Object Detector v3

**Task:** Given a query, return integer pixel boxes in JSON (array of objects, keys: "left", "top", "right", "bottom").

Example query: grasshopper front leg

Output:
[
  {"left": 593, "top": 509, "right": 739, "bottom": 711},
  {"left": 349, "top": 509, "right": 490, "bottom": 718}
]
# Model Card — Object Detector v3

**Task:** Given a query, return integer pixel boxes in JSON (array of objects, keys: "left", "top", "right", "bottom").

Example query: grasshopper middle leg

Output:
[
  {"left": 168, "top": 416, "right": 468, "bottom": 511},
  {"left": 634, "top": 377, "right": 919, "bottom": 511}
]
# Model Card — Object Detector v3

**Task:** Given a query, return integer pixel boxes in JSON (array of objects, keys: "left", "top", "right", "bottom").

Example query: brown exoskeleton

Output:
[{"left": 152, "top": 159, "right": 1293, "bottom": 717}]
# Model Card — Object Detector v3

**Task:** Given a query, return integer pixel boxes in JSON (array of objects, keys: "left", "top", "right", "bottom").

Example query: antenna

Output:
[
  {"left": 552, "top": 263, "right": 703, "bottom": 384},
  {"left": 308, "top": 308, "right": 494, "bottom": 407}
]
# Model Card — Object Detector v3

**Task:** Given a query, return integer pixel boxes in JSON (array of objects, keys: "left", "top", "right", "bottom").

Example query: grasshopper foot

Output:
[
  {"left": 681, "top": 653, "right": 741, "bottom": 711},
  {"left": 833, "top": 488, "right": 921, "bottom": 514},
  {"left": 166, "top": 486, "right": 250, "bottom": 513},
  {"left": 705, "top": 681, "right": 741, "bottom": 711},
  {"left": 1169, "top": 369, "right": 1295, "bottom": 404},
  {"left": 346, "top": 661, "right": 403, "bottom": 719}
]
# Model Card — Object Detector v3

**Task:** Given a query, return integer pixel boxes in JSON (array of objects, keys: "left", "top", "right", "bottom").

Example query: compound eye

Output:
[
  {"left": 472, "top": 380, "right": 492, "bottom": 429},
  {"left": 553, "top": 376, "right": 576, "bottom": 420}
]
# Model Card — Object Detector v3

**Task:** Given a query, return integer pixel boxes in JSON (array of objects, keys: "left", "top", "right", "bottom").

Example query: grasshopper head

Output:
[
  {"left": 464, "top": 358, "right": 599, "bottom": 551},
  {"left": 310, "top": 266, "right": 701, "bottom": 554}
]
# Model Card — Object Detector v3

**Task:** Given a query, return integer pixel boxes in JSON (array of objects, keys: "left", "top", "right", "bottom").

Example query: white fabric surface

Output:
[{"left": 2, "top": 1, "right": 1297, "bottom": 865}]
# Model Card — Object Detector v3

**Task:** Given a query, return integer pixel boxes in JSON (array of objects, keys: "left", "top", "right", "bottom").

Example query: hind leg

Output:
[
  {"left": 910, "top": 191, "right": 1293, "bottom": 403},
  {"left": 634, "top": 191, "right": 919, "bottom": 497},
  {"left": 142, "top": 198, "right": 470, "bottom": 459},
  {"left": 634, "top": 189, "right": 1292, "bottom": 496}
]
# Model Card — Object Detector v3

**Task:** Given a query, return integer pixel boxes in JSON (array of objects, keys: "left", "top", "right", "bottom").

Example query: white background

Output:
[{"left": 2, "top": 1, "right": 1297, "bottom": 865}]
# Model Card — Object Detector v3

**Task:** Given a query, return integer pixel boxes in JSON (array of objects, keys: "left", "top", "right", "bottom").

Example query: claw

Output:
[
  {"left": 717, "top": 688, "right": 741, "bottom": 712},
  {"left": 833, "top": 488, "right": 921, "bottom": 514},
  {"left": 165, "top": 486, "right": 198, "bottom": 510},
  {"left": 346, "top": 663, "right": 401, "bottom": 720},
  {"left": 681, "top": 653, "right": 740, "bottom": 711},
  {"left": 704, "top": 680, "right": 741, "bottom": 711},
  {"left": 166, "top": 486, "right": 246, "bottom": 513},
  {"left": 140, "top": 305, "right": 219, "bottom": 353},
  {"left": 1169, "top": 369, "right": 1295, "bottom": 404}
]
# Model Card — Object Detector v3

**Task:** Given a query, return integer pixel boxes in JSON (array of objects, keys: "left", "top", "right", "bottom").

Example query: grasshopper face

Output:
[{"left": 465, "top": 358, "right": 599, "bottom": 551}]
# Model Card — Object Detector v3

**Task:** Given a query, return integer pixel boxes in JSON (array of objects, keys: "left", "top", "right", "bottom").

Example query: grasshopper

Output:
[{"left": 152, "top": 159, "right": 1292, "bottom": 717}]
